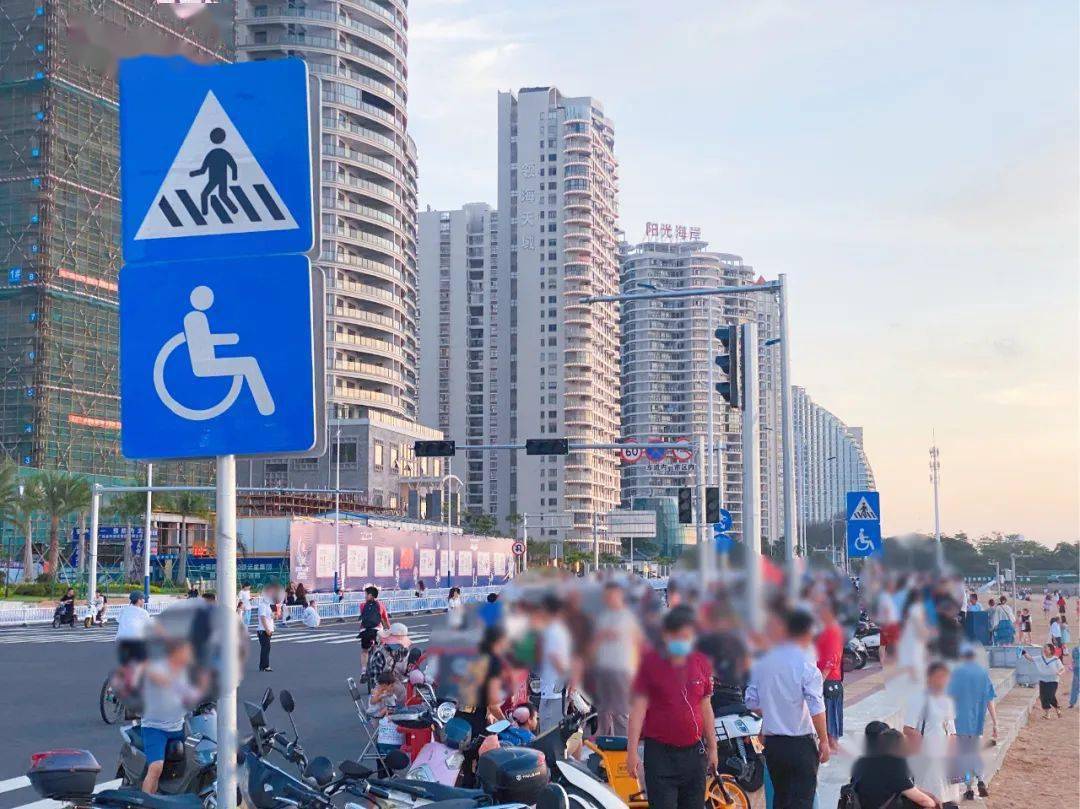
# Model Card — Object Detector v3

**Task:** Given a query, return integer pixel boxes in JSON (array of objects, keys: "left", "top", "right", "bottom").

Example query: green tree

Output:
[
  {"left": 109, "top": 489, "right": 148, "bottom": 583},
  {"left": 32, "top": 470, "right": 91, "bottom": 581},
  {"left": 506, "top": 513, "right": 524, "bottom": 536},
  {"left": 0, "top": 462, "right": 20, "bottom": 587},
  {"left": 168, "top": 492, "right": 211, "bottom": 585},
  {"left": 462, "top": 512, "right": 498, "bottom": 536}
]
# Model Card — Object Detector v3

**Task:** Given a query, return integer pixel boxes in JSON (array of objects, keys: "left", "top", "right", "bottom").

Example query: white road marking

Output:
[
  {"left": 0, "top": 777, "right": 30, "bottom": 795},
  {"left": 12, "top": 778, "right": 122, "bottom": 809}
]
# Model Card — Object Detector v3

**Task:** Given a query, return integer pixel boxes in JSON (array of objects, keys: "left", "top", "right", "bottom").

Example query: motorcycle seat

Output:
[
  {"left": 126, "top": 728, "right": 185, "bottom": 762},
  {"left": 713, "top": 702, "right": 749, "bottom": 717},
  {"left": 592, "top": 735, "right": 628, "bottom": 752},
  {"left": 367, "top": 778, "right": 486, "bottom": 803},
  {"left": 95, "top": 788, "right": 203, "bottom": 809},
  {"left": 413, "top": 802, "right": 486, "bottom": 809}
]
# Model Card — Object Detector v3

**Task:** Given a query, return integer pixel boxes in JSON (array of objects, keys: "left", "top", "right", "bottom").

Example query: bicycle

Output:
[{"left": 99, "top": 670, "right": 127, "bottom": 725}]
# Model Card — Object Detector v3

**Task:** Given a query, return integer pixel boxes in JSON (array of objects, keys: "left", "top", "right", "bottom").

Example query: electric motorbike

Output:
[{"left": 116, "top": 700, "right": 218, "bottom": 804}]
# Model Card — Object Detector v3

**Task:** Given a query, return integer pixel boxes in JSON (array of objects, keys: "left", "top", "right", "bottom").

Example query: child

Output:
[
  {"left": 1018, "top": 607, "right": 1033, "bottom": 645},
  {"left": 1060, "top": 616, "right": 1071, "bottom": 646},
  {"left": 368, "top": 671, "right": 405, "bottom": 717},
  {"left": 498, "top": 704, "right": 538, "bottom": 746}
]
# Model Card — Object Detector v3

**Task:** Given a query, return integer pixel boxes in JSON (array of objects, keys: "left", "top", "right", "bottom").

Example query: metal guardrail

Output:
[{"left": 0, "top": 579, "right": 670, "bottom": 628}]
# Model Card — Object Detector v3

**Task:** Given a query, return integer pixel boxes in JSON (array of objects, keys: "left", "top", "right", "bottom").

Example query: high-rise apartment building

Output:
[
  {"left": 236, "top": 0, "right": 419, "bottom": 422},
  {"left": 418, "top": 203, "right": 500, "bottom": 516},
  {"left": 495, "top": 87, "right": 620, "bottom": 550},
  {"left": 620, "top": 238, "right": 772, "bottom": 548},
  {"left": 792, "top": 386, "right": 875, "bottom": 526},
  {"left": 0, "top": 0, "right": 229, "bottom": 480}
]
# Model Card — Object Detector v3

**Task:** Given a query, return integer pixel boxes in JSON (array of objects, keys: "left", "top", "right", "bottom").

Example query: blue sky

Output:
[{"left": 407, "top": 0, "right": 1079, "bottom": 543}]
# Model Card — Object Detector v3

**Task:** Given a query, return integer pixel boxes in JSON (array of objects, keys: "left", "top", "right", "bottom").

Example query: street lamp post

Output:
[
  {"left": 930, "top": 444, "right": 943, "bottom": 569},
  {"left": 441, "top": 463, "right": 463, "bottom": 588}
]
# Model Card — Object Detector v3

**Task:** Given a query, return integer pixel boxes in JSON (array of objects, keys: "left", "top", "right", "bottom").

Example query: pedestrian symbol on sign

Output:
[
  {"left": 849, "top": 496, "right": 878, "bottom": 521},
  {"left": 134, "top": 91, "right": 297, "bottom": 241}
]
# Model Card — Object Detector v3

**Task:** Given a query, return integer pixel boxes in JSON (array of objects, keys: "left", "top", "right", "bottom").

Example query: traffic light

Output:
[
  {"left": 525, "top": 438, "right": 570, "bottom": 455},
  {"left": 677, "top": 487, "right": 693, "bottom": 524},
  {"left": 414, "top": 440, "right": 456, "bottom": 457},
  {"left": 705, "top": 486, "right": 720, "bottom": 524},
  {"left": 714, "top": 323, "right": 741, "bottom": 409}
]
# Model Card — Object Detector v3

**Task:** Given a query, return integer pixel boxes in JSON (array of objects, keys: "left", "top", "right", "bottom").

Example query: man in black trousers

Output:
[
  {"left": 745, "top": 607, "right": 829, "bottom": 808},
  {"left": 256, "top": 584, "right": 277, "bottom": 672}
]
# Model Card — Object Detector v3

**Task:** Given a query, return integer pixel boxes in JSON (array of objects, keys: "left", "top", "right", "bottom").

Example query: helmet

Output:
[
  {"left": 389, "top": 622, "right": 408, "bottom": 637},
  {"left": 408, "top": 669, "right": 427, "bottom": 685}
]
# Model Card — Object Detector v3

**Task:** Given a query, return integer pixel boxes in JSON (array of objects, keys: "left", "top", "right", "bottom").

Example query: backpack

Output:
[{"left": 360, "top": 599, "right": 382, "bottom": 629}]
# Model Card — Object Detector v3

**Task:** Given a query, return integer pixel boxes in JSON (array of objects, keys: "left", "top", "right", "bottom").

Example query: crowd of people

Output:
[{"left": 101, "top": 566, "right": 1078, "bottom": 809}]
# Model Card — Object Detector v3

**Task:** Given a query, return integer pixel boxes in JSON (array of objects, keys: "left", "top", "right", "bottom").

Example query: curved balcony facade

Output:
[{"left": 236, "top": 0, "right": 418, "bottom": 422}]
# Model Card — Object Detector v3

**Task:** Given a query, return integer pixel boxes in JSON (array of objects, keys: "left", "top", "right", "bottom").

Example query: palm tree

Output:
[
  {"left": 170, "top": 491, "right": 210, "bottom": 585},
  {"left": 109, "top": 489, "right": 148, "bottom": 583},
  {"left": 32, "top": 470, "right": 91, "bottom": 581}
]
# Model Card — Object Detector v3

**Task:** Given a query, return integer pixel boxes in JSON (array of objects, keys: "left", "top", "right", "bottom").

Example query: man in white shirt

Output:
[
  {"left": 591, "top": 581, "right": 642, "bottom": 735},
  {"left": 257, "top": 586, "right": 277, "bottom": 672},
  {"left": 116, "top": 591, "right": 152, "bottom": 662},
  {"left": 533, "top": 594, "right": 573, "bottom": 733},
  {"left": 745, "top": 608, "right": 829, "bottom": 809}
]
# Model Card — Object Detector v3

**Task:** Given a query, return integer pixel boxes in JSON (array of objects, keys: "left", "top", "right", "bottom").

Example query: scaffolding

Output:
[
  {"left": 237, "top": 489, "right": 404, "bottom": 519},
  {"left": 0, "top": 0, "right": 232, "bottom": 484}
]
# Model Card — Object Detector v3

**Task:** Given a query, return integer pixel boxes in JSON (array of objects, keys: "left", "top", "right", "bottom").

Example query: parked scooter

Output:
[
  {"left": 854, "top": 617, "right": 881, "bottom": 660},
  {"left": 842, "top": 637, "right": 869, "bottom": 672},
  {"left": 115, "top": 700, "right": 218, "bottom": 803},
  {"left": 27, "top": 749, "right": 203, "bottom": 809}
]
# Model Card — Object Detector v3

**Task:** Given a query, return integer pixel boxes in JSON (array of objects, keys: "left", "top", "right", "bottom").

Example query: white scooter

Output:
[{"left": 715, "top": 705, "right": 764, "bottom": 792}]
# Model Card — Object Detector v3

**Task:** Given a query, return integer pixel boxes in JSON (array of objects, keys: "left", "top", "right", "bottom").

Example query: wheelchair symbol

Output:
[
  {"left": 852, "top": 528, "right": 875, "bottom": 553},
  {"left": 153, "top": 285, "right": 275, "bottom": 422}
]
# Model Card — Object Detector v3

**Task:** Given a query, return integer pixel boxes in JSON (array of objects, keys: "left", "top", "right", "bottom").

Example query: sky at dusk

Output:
[{"left": 406, "top": 0, "right": 1079, "bottom": 544}]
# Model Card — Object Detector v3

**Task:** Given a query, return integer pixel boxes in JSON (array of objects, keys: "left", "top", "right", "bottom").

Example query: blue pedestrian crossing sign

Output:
[
  {"left": 715, "top": 509, "right": 733, "bottom": 533},
  {"left": 120, "top": 254, "right": 317, "bottom": 460},
  {"left": 846, "top": 491, "right": 882, "bottom": 558},
  {"left": 119, "top": 56, "right": 313, "bottom": 264}
]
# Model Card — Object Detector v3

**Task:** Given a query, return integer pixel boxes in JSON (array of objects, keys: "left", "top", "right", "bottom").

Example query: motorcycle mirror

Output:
[
  {"left": 261, "top": 688, "right": 275, "bottom": 710},
  {"left": 280, "top": 690, "right": 296, "bottom": 714},
  {"left": 486, "top": 719, "right": 511, "bottom": 734}
]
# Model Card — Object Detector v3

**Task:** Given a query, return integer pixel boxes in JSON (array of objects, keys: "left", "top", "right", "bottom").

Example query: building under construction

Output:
[{"left": 0, "top": 0, "right": 232, "bottom": 482}]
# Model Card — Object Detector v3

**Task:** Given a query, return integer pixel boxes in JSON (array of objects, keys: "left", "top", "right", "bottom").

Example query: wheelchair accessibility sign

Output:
[
  {"left": 119, "top": 56, "right": 313, "bottom": 264},
  {"left": 846, "top": 490, "right": 882, "bottom": 558},
  {"left": 120, "top": 254, "right": 317, "bottom": 459}
]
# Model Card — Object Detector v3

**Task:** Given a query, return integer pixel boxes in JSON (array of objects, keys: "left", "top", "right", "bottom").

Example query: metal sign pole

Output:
[
  {"left": 695, "top": 434, "right": 711, "bottom": 586},
  {"left": 143, "top": 463, "right": 153, "bottom": 603},
  {"left": 777, "top": 274, "right": 799, "bottom": 602},
  {"left": 742, "top": 322, "right": 763, "bottom": 632},
  {"left": 522, "top": 513, "right": 528, "bottom": 572},
  {"left": 88, "top": 485, "right": 101, "bottom": 607},
  {"left": 216, "top": 454, "right": 238, "bottom": 809}
]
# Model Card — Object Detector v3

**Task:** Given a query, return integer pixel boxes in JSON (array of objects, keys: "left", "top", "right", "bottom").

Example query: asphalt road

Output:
[{"left": 0, "top": 611, "right": 446, "bottom": 809}]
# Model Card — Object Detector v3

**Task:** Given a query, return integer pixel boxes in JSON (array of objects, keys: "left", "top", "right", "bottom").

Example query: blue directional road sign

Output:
[
  {"left": 120, "top": 254, "right": 316, "bottom": 459},
  {"left": 714, "top": 524, "right": 733, "bottom": 553},
  {"left": 716, "top": 508, "right": 733, "bottom": 533},
  {"left": 846, "top": 490, "right": 882, "bottom": 558},
  {"left": 119, "top": 56, "right": 313, "bottom": 264}
]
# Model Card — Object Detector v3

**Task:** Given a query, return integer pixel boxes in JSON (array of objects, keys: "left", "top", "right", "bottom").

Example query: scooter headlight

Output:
[{"left": 436, "top": 701, "right": 457, "bottom": 724}]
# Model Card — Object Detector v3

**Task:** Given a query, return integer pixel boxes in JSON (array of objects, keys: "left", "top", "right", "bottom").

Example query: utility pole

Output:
[
  {"left": 930, "top": 444, "right": 943, "bottom": 569},
  {"left": 742, "top": 321, "right": 763, "bottom": 632},
  {"left": 143, "top": 463, "right": 153, "bottom": 604},
  {"left": 592, "top": 512, "right": 600, "bottom": 572},
  {"left": 333, "top": 423, "right": 341, "bottom": 592},
  {"left": 696, "top": 434, "right": 712, "bottom": 586},
  {"left": 777, "top": 274, "right": 799, "bottom": 602},
  {"left": 521, "top": 513, "right": 528, "bottom": 572}
]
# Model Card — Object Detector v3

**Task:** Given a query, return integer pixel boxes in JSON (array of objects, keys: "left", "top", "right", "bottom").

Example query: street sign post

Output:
[
  {"left": 120, "top": 254, "right": 317, "bottom": 459},
  {"left": 118, "top": 55, "right": 319, "bottom": 809},
  {"left": 119, "top": 57, "right": 314, "bottom": 264},
  {"left": 846, "top": 491, "right": 882, "bottom": 560}
]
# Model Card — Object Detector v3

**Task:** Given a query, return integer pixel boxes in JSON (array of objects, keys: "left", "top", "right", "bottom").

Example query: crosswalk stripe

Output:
[
  {"left": 0, "top": 776, "right": 30, "bottom": 795},
  {"left": 13, "top": 778, "right": 122, "bottom": 809}
]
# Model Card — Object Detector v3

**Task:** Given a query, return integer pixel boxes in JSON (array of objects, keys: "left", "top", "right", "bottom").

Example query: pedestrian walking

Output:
[
  {"left": 1057, "top": 592, "right": 1067, "bottom": 618},
  {"left": 902, "top": 661, "right": 959, "bottom": 806},
  {"left": 814, "top": 600, "right": 845, "bottom": 754},
  {"left": 627, "top": 606, "right": 717, "bottom": 809},
  {"left": 1023, "top": 644, "right": 1065, "bottom": 718},
  {"left": 948, "top": 645, "right": 998, "bottom": 800},
  {"left": 237, "top": 582, "right": 251, "bottom": 621},
  {"left": 447, "top": 586, "right": 464, "bottom": 629},
  {"left": 1059, "top": 615, "right": 1071, "bottom": 646},
  {"left": 257, "top": 585, "right": 276, "bottom": 672},
  {"left": 990, "top": 596, "right": 1015, "bottom": 645},
  {"left": 1042, "top": 591, "right": 1053, "bottom": 621},
  {"left": 1018, "top": 607, "right": 1033, "bottom": 645},
  {"left": 533, "top": 594, "right": 573, "bottom": 734},
  {"left": 1067, "top": 645, "right": 1079, "bottom": 709},
  {"left": 744, "top": 607, "right": 829, "bottom": 809},
  {"left": 591, "top": 581, "right": 642, "bottom": 736},
  {"left": 1049, "top": 616, "right": 1064, "bottom": 654}
]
